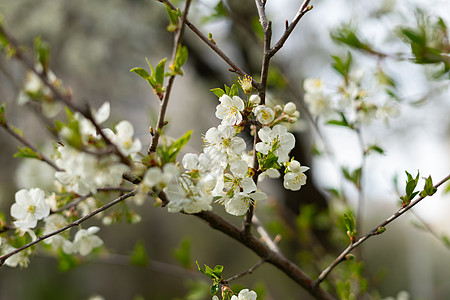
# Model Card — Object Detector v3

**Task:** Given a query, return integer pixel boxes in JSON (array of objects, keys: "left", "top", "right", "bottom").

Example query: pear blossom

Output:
[
  {"left": 215, "top": 95, "right": 245, "bottom": 125},
  {"left": 231, "top": 289, "right": 258, "bottom": 300},
  {"left": 103, "top": 120, "right": 142, "bottom": 156},
  {"left": 11, "top": 188, "right": 50, "bottom": 231},
  {"left": 255, "top": 125, "right": 295, "bottom": 163},
  {"left": 283, "top": 163, "right": 309, "bottom": 191},
  {"left": 72, "top": 226, "right": 103, "bottom": 256},
  {"left": 253, "top": 105, "right": 275, "bottom": 125}
]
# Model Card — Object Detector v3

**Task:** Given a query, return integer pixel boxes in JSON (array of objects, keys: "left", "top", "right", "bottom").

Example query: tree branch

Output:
[
  {"left": 0, "top": 189, "right": 138, "bottom": 266},
  {"left": 314, "top": 173, "right": 450, "bottom": 286},
  {"left": 161, "top": 0, "right": 259, "bottom": 89},
  {"left": 268, "top": 0, "right": 313, "bottom": 58},
  {"left": 148, "top": 0, "right": 192, "bottom": 153},
  {"left": 193, "top": 210, "right": 336, "bottom": 300},
  {"left": 0, "top": 118, "right": 62, "bottom": 171}
]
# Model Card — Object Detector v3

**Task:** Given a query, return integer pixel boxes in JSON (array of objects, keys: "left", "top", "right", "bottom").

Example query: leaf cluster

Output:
[{"left": 196, "top": 261, "right": 224, "bottom": 296}]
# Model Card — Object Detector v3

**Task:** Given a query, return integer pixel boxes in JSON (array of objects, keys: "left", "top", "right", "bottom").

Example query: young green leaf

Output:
[
  {"left": 172, "top": 238, "right": 191, "bottom": 269},
  {"left": 420, "top": 175, "right": 437, "bottom": 197},
  {"left": 155, "top": 58, "right": 167, "bottom": 86},
  {"left": 14, "top": 146, "right": 41, "bottom": 159},
  {"left": 210, "top": 88, "right": 225, "bottom": 97}
]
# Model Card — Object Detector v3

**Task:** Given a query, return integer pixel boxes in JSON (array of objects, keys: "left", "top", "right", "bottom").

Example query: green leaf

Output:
[
  {"left": 366, "top": 145, "right": 385, "bottom": 155},
  {"left": 210, "top": 88, "right": 225, "bottom": 97},
  {"left": 420, "top": 175, "right": 437, "bottom": 197},
  {"left": 34, "top": 36, "right": 50, "bottom": 74},
  {"left": 130, "top": 67, "right": 150, "bottom": 81},
  {"left": 164, "top": 4, "right": 179, "bottom": 32},
  {"left": 169, "top": 46, "right": 188, "bottom": 76},
  {"left": 341, "top": 167, "right": 361, "bottom": 188},
  {"left": 213, "top": 265, "right": 223, "bottom": 276},
  {"left": 210, "top": 284, "right": 219, "bottom": 296},
  {"left": 14, "top": 146, "right": 41, "bottom": 159},
  {"left": 331, "top": 24, "right": 375, "bottom": 54},
  {"left": 130, "top": 240, "right": 149, "bottom": 267},
  {"left": 343, "top": 211, "right": 357, "bottom": 240},
  {"left": 167, "top": 130, "right": 192, "bottom": 162},
  {"left": 172, "top": 238, "right": 191, "bottom": 269},
  {"left": 442, "top": 235, "right": 450, "bottom": 247},
  {"left": 155, "top": 58, "right": 167, "bottom": 86},
  {"left": 331, "top": 52, "right": 352, "bottom": 80},
  {"left": 326, "top": 113, "right": 352, "bottom": 129},
  {"left": 229, "top": 83, "right": 239, "bottom": 97}
]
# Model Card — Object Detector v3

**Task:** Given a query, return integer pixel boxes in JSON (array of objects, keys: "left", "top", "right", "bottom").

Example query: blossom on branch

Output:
[
  {"left": 215, "top": 95, "right": 245, "bottom": 125},
  {"left": 255, "top": 125, "right": 295, "bottom": 163},
  {"left": 10, "top": 188, "right": 50, "bottom": 231},
  {"left": 71, "top": 226, "right": 103, "bottom": 256}
]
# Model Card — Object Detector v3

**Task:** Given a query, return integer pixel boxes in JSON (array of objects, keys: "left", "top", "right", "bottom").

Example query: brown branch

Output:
[
  {"left": 193, "top": 210, "right": 336, "bottom": 300},
  {"left": 224, "top": 259, "right": 266, "bottom": 283},
  {"left": 161, "top": 0, "right": 259, "bottom": 90},
  {"left": 0, "top": 24, "right": 132, "bottom": 167},
  {"left": 314, "top": 173, "right": 450, "bottom": 286},
  {"left": 0, "top": 119, "right": 62, "bottom": 171},
  {"left": 148, "top": 0, "right": 192, "bottom": 154},
  {"left": 0, "top": 189, "right": 138, "bottom": 266},
  {"left": 268, "top": 0, "right": 313, "bottom": 58}
]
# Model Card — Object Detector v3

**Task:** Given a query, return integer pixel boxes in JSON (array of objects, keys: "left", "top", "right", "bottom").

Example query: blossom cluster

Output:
[
  {"left": 2, "top": 79, "right": 309, "bottom": 269},
  {"left": 139, "top": 83, "right": 309, "bottom": 216},
  {"left": 1, "top": 101, "right": 143, "bottom": 266},
  {"left": 303, "top": 70, "right": 399, "bottom": 125}
]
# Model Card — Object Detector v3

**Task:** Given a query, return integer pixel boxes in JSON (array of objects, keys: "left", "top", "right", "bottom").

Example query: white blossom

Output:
[
  {"left": 2, "top": 245, "right": 30, "bottom": 268},
  {"left": 165, "top": 177, "right": 213, "bottom": 213},
  {"left": 255, "top": 125, "right": 295, "bottom": 163},
  {"left": 231, "top": 289, "right": 258, "bottom": 300},
  {"left": 253, "top": 105, "right": 275, "bottom": 125},
  {"left": 142, "top": 163, "right": 179, "bottom": 190},
  {"left": 249, "top": 94, "right": 261, "bottom": 105},
  {"left": 215, "top": 95, "right": 245, "bottom": 125},
  {"left": 72, "top": 226, "right": 103, "bottom": 256},
  {"left": 224, "top": 191, "right": 267, "bottom": 216},
  {"left": 43, "top": 214, "right": 73, "bottom": 253},
  {"left": 204, "top": 125, "right": 246, "bottom": 159},
  {"left": 11, "top": 188, "right": 50, "bottom": 231},
  {"left": 283, "top": 164, "right": 309, "bottom": 191},
  {"left": 77, "top": 102, "right": 110, "bottom": 140},
  {"left": 103, "top": 120, "right": 142, "bottom": 156}
]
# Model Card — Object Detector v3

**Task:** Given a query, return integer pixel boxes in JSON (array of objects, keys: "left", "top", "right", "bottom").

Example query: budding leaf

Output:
[
  {"left": 400, "top": 170, "right": 420, "bottom": 206},
  {"left": 34, "top": 36, "right": 50, "bottom": 74},
  {"left": 210, "top": 88, "right": 225, "bottom": 97},
  {"left": 14, "top": 146, "right": 41, "bottom": 159},
  {"left": 155, "top": 58, "right": 167, "bottom": 86},
  {"left": 331, "top": 52, "right": 352, "bottom": 80},
  {"left": 420, "top": 175, "right": 437, "bottom": 197},
  {"left": 326, "top": 113, "right": 352, "bottom": 129},
  {"left": 366, "top": 145, "right": 385, "bottom": 155},
  {"left": 343, "top": 212, "right": 357, "bottom": 241}
]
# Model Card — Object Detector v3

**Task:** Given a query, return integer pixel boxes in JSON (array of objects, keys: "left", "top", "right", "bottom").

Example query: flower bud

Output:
[
  {"left": 288, "top": 160, "right": 301, "bottom": 172},
  {"left": 284, "top": 102, "right": 297, "bottom": 115},
  {"left": 274, "top": 105, "right": 283, "bottom": 114},
  {"left": 249, "top": 94, "right": 261, "bottom": 105}
]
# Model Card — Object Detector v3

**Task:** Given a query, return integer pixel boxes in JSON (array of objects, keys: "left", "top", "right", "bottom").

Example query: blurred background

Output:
[{"left": 0, "top": 0, "right": 449, "bottom": 299}]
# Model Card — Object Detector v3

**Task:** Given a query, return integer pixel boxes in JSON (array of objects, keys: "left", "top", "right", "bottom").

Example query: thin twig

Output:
[
  {"left": 0, "top": 189, "right": 137, "bottom": 266},
  {"left": 253, "top": 215, "right": 281, "bottom": 254},
  {"left": 161, "top": 0, "right": 259, "bottom": 89},
  {"left": 193, "top": 210, "right": 336, "bottom": 300},
  {"left": 148, "top": 0, "right": 192, "bottom": 154},
  {"left": 355, "top": 127, "right": 366, "bottom": 233},
  {"left": 0, "top": 119, "right": 62, "bottom": 171},
  {"left": 314, "top": 173, "right": 450, "bottom": 286},
  {"left": 224, "top": 259, "right": 265, "bottom": 283},
  {"left": 268, "top": 0, "right": 313, "bottom": 58},
  {"left": 410, "top": 209, "right": 450, "bottom": 251},
  {"left": 0, "top": 24, "right": 132, "bottom": 167}
]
